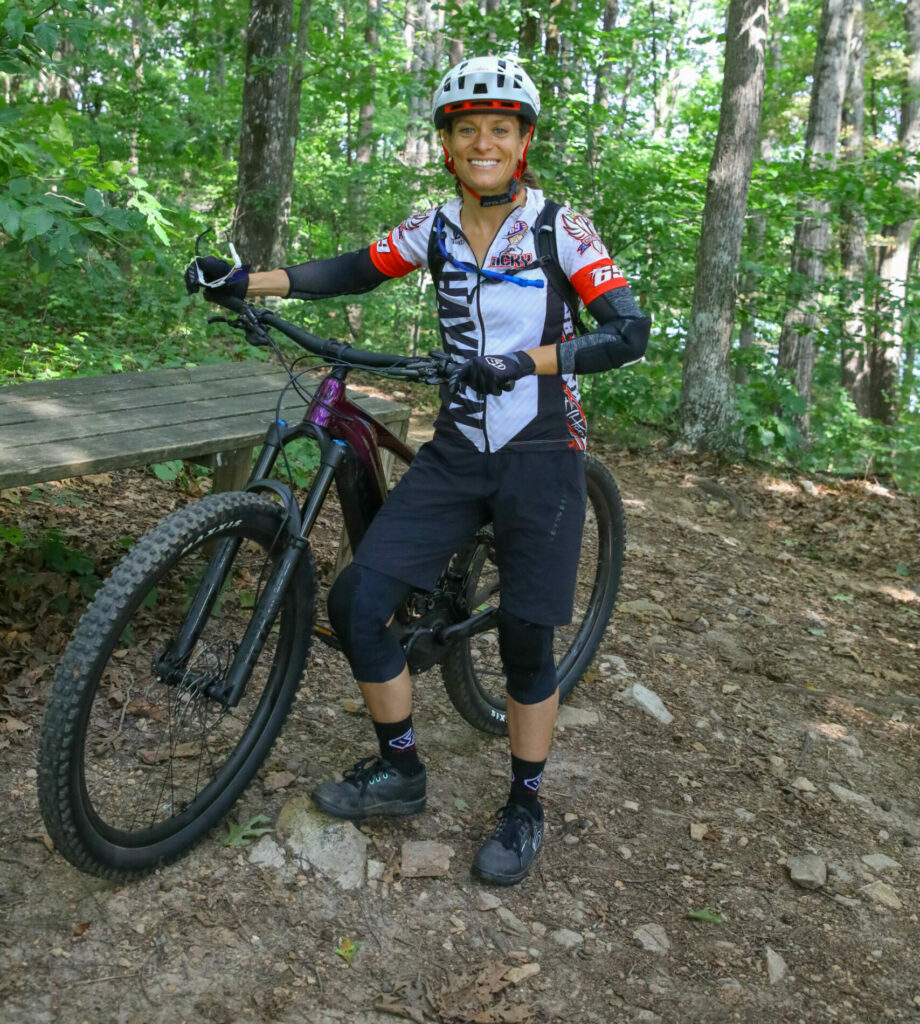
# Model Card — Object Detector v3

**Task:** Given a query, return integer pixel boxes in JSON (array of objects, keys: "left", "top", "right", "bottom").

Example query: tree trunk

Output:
[
  {"left": 356, "top": 0, "right": 378, "bottom": 165},
  {"left": 595, "top": 0, "right": 619, "bottom": 113},
  {"left": 275, "top": 0, "right": 312, "bottom": 262},
  {"left": 679, "top": 0, "right": 768, "bottom": 449},
  {"left": 868, "top": 0, "right": 920, "bottom": 424},
  {"left": 776, "top": 0, "right": 855, "bottom": 439},
  {"left": 233, "top": 0, "right": 294, "bottom": 272},
  {"left": 839, "top": 0, "right": 869, "bottom": 414},
  {"left": 519, "top": 5, "right": 539, "bottom": 54}
]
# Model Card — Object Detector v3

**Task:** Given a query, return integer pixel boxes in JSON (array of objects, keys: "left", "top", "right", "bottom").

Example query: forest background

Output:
[{"left": 1, "top": 0, "right": 918, "bottom": 487}]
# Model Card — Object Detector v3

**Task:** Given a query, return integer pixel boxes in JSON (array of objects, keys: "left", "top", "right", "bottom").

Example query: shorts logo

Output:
[{"left": 562, "top": 210, "right": 605, "bottom": 257}]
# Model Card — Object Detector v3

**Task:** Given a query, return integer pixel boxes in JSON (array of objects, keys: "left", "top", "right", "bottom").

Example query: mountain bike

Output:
[{"left": 37, "top": 296, "right": 626, "bottom": 879}]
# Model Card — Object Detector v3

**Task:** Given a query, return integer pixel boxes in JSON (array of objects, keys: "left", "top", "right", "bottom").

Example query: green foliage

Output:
[
  {"left": 0, "top": 0, "right": 917, "bottom": 490},
  {"left": 222, "top": 814, "right": 273, "bottom": 848}
]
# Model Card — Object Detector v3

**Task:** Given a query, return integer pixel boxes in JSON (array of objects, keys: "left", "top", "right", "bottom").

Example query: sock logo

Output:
[
  {"left": 389, "top": 727, "right": 416, "bottom": 751},
  {"left": 523, "top": 772, "right": 543, "bottom": 793}
]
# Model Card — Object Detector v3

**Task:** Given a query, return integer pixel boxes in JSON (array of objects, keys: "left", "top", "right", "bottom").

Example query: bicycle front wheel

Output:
[
  {"left": 440, "top": 454, "right": 625, "bottom": 735},
  {"left": 38, "top": 492, "right": 315, "bottom": 879}
]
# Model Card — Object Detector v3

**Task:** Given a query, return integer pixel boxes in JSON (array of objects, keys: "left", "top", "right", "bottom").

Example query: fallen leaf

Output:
[{"left": 264, "top": 770, "right": 296, "bottom": 792}]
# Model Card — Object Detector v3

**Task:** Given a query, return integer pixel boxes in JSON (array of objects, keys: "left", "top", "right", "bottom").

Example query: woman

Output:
[{"left": 187, "top": 55, "right": 650, "bottom": 886}]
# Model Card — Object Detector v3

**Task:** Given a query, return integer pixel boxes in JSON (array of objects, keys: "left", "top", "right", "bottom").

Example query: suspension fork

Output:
[
  {"left": 218, "top": 437, "right": 348, "bottom": 707},
  {"left": 159, "top": 423, "right": 291, "bottom": 676}
]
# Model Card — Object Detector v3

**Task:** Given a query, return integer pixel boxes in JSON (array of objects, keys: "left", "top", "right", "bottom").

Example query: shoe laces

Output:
[
  {"left": 342, "top": 755, "right": 393, "bottom": 795},
  {"left": 490, "top": 802, "right": 538, "bottom": 853}
]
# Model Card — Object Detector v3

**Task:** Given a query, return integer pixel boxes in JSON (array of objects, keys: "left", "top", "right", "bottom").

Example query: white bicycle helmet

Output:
[{"left": 432, "top": 55, "right": 540, "bottom": 129}]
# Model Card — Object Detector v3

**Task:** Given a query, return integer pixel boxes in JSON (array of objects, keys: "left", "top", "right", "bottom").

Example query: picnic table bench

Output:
[{"left": 0, "top": 361, "right": 410, "bottom": 492}]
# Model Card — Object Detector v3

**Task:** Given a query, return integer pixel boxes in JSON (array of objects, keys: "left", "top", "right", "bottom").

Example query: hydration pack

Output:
[{"left": 427, "top": 199, "right": 587, "bottom": 336}]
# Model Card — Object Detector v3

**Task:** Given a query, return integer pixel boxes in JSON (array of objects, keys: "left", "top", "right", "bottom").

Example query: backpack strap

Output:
[
  {"left": 427, "top": 208, "right": 447, "bottom": 292},
  {"left": 533, "top": 200, "right": 588, "bottom": 336}
]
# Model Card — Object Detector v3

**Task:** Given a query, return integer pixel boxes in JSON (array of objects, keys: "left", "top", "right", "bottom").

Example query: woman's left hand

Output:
[{"left": 449, "top": 351, "right": 536, "bottom": 396}]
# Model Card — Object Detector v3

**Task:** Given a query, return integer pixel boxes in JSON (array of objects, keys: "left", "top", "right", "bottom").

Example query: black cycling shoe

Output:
[
  {"left": 472, "top": 801, "right": 544, "bottom": 886},
  {"left": 311, "top": 756, "right": 426, "bottom": 820}
]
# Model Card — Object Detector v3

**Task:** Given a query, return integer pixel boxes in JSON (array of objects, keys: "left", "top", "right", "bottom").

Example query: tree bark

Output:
[
  {"left": 233, "top": 0, "right": 294, "bottom": 272},
  {"left": 776, "top": 0, "right": 855, "bottom": 439},
  {"left": 356, "top": 0, "right": 378, "bottom": 165},
  {"left": 679, "top": 0, "right": 768, "bottom": 449},
  {"left": 868, "top": 0, "right": 920, "bottom": 424},
  {"left": 275, "top": 0, "right": 312, "bottom": 262},
  {"left": 839, "top": 0, "right": 869, "bottom": 414},
  {"left": 595, "top": 0, "right": 619, "bottom": 113}
]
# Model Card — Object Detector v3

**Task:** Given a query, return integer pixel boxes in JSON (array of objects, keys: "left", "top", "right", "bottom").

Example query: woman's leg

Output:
[{"left": 311, "top": 564, "right": 426, "bottom": 820}]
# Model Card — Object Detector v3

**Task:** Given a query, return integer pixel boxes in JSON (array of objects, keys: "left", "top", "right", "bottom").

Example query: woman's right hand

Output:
[{"left": 184, "top": 256, "right": 249, "bottom": 302}]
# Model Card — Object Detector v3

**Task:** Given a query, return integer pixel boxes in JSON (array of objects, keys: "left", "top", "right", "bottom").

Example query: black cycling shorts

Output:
[{"left": 351, "top": 435, "right": 587, "bottom": 626}]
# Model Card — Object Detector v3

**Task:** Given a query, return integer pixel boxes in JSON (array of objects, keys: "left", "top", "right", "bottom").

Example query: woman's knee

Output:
[
  {"left": 327, "top": 563, "right": 411, "bottom": 681},
  {"left": 498, "top": 609, "right": 558, "bottom": 704}
]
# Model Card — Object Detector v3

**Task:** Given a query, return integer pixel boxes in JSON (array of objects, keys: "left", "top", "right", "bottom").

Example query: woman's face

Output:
[{"left": 442, "top": 114, "right": 528, "bottom": 197}]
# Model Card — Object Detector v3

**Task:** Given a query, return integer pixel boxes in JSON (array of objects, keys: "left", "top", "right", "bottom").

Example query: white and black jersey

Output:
[{"left": 368, "top": 189, "right": 634, "bottom": 453}]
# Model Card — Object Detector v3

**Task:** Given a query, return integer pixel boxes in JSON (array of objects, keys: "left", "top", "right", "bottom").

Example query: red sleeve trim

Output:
[
  {"left": 369, "top": 232, "right": 418, "bottom": 278},
  {"left": 570, "top": 258, "right": 628, "bottom": 305}
]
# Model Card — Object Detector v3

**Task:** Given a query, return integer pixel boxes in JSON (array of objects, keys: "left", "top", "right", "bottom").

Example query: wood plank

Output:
[
  {"left": 0, "top": 364, "right": 292, "bottom": 428},
  {"left": 0, "top": 392, "right": 410, "bottom": 490}
]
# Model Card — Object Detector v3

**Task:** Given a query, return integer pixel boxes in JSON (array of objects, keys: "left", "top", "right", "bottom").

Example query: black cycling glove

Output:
[
  {"left": 450, "top": 350, "right": 536, "bottom": 396},
  {"left": 184, "top": 256, "right": 249, "bottom": 303}
]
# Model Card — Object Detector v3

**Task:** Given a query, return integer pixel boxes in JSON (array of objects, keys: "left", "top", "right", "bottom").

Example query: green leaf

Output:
[
  {"left": 222, "top": 814, "right": 273, "bottom": 848},
  {"left": 833, "top": 593, "right": 854, "bottom": 603},
  {"left": 335, "top": 936, "right": 359, "bottom": 964},
  {"left": 20, "top": 206, "right": 54, "bottom": 243},
  {"left": 895, "top": 563, "right": 910, "bottom": 577},
  {"left": 47, "top": 113, "right": 73, "bottom": 149},
  {"left": 84, "top": 187, "right": 106, "bottom": 217},
  {"left": 34, "top": 21, "right": 58, "bottom": 54},
  {"left": 152, "top": 460, "right": 182, "bottom": 482},
  {"left": 686, "top": 907, "right": 725, "bottom": 924},
  {"left": 806, "top": 627, "right": 826, "bottom": 636},
  {"left": 3, "top": 8, "right": 26, "bottom": 45}
]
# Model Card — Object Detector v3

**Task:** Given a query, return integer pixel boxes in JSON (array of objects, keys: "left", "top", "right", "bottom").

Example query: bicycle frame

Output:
[{"left": 164, "top": 363, "right": 415, "bottom": 708}]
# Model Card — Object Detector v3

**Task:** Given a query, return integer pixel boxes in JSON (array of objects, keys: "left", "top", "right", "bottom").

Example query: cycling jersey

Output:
[{"left": 368, "top": 189, "right": 634, "bottom": 453}]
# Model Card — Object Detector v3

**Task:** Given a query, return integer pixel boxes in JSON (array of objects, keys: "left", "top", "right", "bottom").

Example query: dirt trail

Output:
[{"left": 1, "top": 432, "right": 919, "bottom": 1024}]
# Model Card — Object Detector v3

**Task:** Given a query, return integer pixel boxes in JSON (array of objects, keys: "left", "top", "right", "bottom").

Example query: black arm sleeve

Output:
[
  {"left": 284, "top": 247, "right": 390, "bottom": 300},
  {"left": 555, "top": 286, "right": 650, "bottom": 375}
]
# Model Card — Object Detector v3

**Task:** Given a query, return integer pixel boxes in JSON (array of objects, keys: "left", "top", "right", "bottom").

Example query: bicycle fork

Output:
[{"left": 160, "top": 428, "right": 348, "bottom": 708}]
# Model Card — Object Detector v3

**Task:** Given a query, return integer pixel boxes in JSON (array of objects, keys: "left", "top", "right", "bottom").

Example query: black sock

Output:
[
  {"left": 373, "top": 716, "right": 423, "bottom": 775},
  {"left": 509, "top": 755, "right": 545, "bottom": 815}
]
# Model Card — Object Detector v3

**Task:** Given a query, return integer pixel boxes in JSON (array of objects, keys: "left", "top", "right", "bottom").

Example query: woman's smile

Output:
[{"left": 443, "top": 114, "right": 527, "bottom": 195}]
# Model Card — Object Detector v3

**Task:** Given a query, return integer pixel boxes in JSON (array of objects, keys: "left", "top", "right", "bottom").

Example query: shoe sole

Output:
[
  {"left": 471, "top": 861, "right": 534, "bottom": 886},
  {"left": 311, "top": 793, "right": 427, "bottom": 821}
]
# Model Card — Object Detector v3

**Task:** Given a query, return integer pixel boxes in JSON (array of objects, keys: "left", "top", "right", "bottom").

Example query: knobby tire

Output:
[{"left": 38, "top": 492, "right": 314, "bottom": 879}]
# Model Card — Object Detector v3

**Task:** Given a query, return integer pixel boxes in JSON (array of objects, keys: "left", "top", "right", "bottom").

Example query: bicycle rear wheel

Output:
[
  {"left": 38, "top": 492, "right": 314, "bottom": 879},
  {"left": 439, "top": 454, "right": 625, "bottom": 735}
]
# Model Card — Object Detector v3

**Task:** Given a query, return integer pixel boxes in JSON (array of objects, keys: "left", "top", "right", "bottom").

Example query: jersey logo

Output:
[
  {"left": 590, "top": 263, "right": 623, "bottom": 288},
  {"left": 561, "top": 210, "right": 605, "bottom": 257},
  {"left": 397, "top": 211, "right": 429, "bottom": 239},
  {"left": 489, "top": 219, "right": 534, "bottom": 269},
  {"left": 375, "top": 237, "right": 391, "bottom": 253}
]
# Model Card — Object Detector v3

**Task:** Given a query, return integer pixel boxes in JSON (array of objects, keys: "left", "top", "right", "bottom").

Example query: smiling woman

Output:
[
  {"left": 441, "top": 114, "right": 532, "bottom": 212},
  {"left": 186, "top": 51, "right": 650, "bottom": 889}
]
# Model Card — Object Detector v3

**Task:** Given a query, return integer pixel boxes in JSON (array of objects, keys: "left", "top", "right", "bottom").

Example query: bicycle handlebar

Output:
[{"left": 212, "top": 295, "right": 460, "bottom": 384}]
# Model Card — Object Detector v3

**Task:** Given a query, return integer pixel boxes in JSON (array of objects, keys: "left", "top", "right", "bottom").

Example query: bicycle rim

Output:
[{"left": 39, "top": 494, "right": 313, "bottom": 877}]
